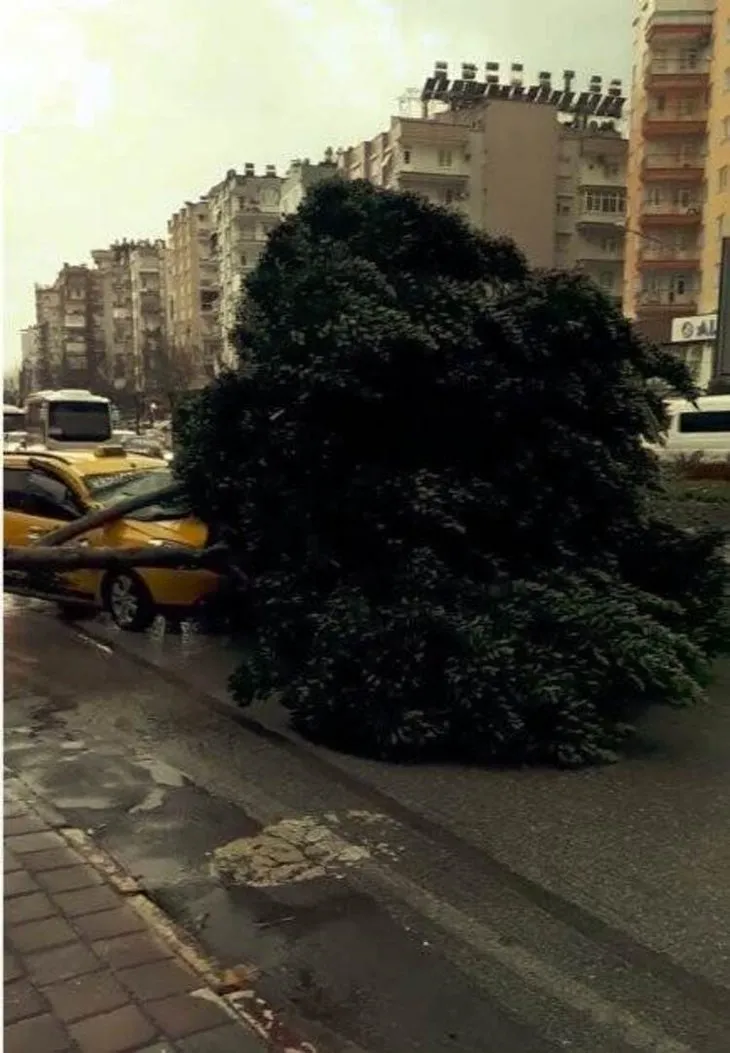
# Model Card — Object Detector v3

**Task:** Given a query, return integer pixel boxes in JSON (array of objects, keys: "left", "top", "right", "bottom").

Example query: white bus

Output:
[
  {"left": 3, "top": 404, "right": 25, "bottom": 435},
  {"left": 24, "top": 390, "right": 113, "bottom": 450},
  {"left": 649, "top": 394, "right": 730, "bottom": 462}
]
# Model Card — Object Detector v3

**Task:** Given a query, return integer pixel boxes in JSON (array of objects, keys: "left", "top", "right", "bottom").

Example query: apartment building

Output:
[
  {"left": 165, "top": 198, "right": 221, "bottom": 386},
  {"left": 207, "top": 165, "right": 283, "bottom": 362},
  {"left": 339, "top": 63, "right": 627, "bottom": 279},
  {"left": 19, "top": 326, "right": 42, "bottom": 398},
  {"left": 33, "top": 265, "right": 104, "bottom": 391},
  {"left": 92, "top": 241, "right": 136, "bottom": 397},
  {"left": 700, "top": 0, "right": 730, "bottom": 314},
  {"left": 129, "top": 240, "right": 167, "bottom": 397},
  {"left": 624, "top": 0, "right": 715, "bottom": 344},
  {"left": 33, "top": 283, "right": 62, "bottom": 388},
  {"left": 280, "top": 152, "right": 338, "bottom": 215}
]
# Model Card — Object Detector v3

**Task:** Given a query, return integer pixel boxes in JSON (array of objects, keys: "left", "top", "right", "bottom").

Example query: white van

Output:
[{"left": 650, "top": 394, "right": 730, "bottom": 462}]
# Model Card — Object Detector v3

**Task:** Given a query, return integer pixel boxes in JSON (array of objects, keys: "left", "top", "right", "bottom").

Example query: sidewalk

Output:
[{"left": 4, "top": 782, "right": 265, "bottom": 1053}]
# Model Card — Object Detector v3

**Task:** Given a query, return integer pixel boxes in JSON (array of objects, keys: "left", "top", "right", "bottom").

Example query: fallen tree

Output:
[
  {"left": 175, "top": 178, "right": 730, "bottom": 768},
  {"left": 4, "top": 543, "right": 229, "bottom": 573}
]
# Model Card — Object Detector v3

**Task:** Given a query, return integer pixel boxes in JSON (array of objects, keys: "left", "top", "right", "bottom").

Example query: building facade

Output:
[
  {"left": 92, "top": 242, "right": 136, "bottom": 399},
  {"left": 699, "top": 0, "right": 730, "bottom": 314},
  {"left": 624, "top": 0, "right": 715, "bottom": 344},
  {"left": 208, "top": 166, "right": 283, "bottom": 362},
  {"left": 19, "top": 326, "right": 42, "bottom": 398},
  {"left": 165, "top": 198, "right": 221, "bottom": 386},
  {"left": 129, "top": 240, "right": 167, "bottom": 397},
  {"left": 34, "top": 265, "right": 104, "bottom": 391},
  {"left": 339, "top": 64, "right": 627, "bottom": 278},
  {"left": 280, "top": 153, "right": 338, "bottom": 216},
  {"left": 34, "top": 283, "right": 62, "bottom": 388}
]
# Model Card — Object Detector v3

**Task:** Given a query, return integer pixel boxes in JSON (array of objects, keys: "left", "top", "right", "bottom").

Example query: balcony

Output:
[
  {"left": 576, "top": 208, "right": 625, "bottom": 230},
  {"left": 642, "top": 111, "right": 707, "bottom": 137},
  {"left": 642, "top": 153, "right": 705, "bottom": 181},
  {"left": 639, "top": 244, "right": 700, "bottom": 269},
  {"left": 636, "top": 290, "right": 697, "bottom": 313},
  {"left": 641, "top": 203, "right": 702, "bottom": 226},
  {"left": 644, "top": 60, "right": 710, "bottom": 92}
]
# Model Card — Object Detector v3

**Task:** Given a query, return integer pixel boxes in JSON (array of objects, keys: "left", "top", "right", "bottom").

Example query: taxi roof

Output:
[{"left": 4, "top": 447, "right": 166, "bottom": 478}]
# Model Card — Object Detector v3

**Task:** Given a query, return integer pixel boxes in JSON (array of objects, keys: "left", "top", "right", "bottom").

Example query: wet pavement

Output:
[{"left": 5, "top": 595, "right": 730, "bottom": 1053}]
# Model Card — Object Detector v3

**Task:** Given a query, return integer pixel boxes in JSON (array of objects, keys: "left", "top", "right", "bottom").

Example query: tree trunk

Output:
[
  {"left": 31, "top": 482, "right": 186, "bottom": 548},
  {"left": 5, "top": 544, "right": 229, "bottom": 573}
]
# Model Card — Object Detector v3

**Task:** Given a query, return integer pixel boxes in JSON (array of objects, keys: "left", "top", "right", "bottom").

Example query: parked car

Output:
[{"left": 4, "top": 446, "right": 219, "bottom": 630}]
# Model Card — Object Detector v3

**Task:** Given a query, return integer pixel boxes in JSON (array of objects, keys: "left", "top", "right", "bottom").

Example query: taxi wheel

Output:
[{"left": 102, "top": 571, "right": 156, "bottom": 632}]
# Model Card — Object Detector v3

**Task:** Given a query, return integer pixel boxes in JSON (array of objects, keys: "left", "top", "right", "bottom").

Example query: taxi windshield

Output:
[{"left": 85, "top": 469, "right": 190, "bottom": 521}]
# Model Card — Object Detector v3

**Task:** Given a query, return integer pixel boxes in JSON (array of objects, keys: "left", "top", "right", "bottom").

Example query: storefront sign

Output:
[{"left": 670, "top": 314, "right": 717, "bottom": 344}]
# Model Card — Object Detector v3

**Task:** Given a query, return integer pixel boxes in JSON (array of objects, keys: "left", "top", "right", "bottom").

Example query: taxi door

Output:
[{"left": 3, "top": 462, "right": 95, "bottom": 602}]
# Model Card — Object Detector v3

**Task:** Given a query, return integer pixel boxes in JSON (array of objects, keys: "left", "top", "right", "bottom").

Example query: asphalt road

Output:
[{"left": 5, "top": 597, "right": 730, "bottom": 1053}]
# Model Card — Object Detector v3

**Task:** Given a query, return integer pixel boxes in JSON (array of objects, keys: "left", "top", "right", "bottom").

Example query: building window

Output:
[
  {"left": 598, "top": 271, "right": 615, "bottom": 290},
  {"left": 583, "top": 189, "right": 626, "bottom": 214},
  {"left": 723, "top": 117, "right": 730, "bottom": 140},
  {"left": 677, "top": 96, "right": 698, "bottom": 116},
  {"left": 717, "top": 215, "right": 725, "bottom": 241},
  {"left": 437, "top": 149, "right": 453, "bottom": 167},
  {"left": 726, "top": 68, "right": 730, "bottom": 92},
  {"left": 556, "top": 197, "right": 572, "bottom": 215},
  {"left": 402, "top": 148, "right": 411, "bottom": 164},
  {"left": 721, "top": 166, "right": 729, "bottom": 191},
  {"left": 645, "top": 186, "right": 662, "bottom": 207},
  {"left": 727, "top": 18, "right": 730, "bottom": 42},
  {"left": 679, "top": 49, "right": 698, "bottom": 71}
]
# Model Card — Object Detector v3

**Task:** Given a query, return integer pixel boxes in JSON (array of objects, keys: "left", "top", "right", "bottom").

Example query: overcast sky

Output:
[{"left": 2, "top": 0, "right": 632, "bottom": 369}]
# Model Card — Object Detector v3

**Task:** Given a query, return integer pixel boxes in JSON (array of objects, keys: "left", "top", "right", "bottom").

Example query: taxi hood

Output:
[{"left": 121, "top": 517, "right": 209, "bottom": 549}]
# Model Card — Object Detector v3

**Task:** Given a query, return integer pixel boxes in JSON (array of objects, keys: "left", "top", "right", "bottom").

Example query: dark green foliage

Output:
[{"left": 175, "top": 178, "right": 729, "bottom": 766}]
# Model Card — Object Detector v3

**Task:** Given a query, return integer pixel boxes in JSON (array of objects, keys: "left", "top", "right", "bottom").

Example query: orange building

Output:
[{"left": 624, "top": 0, "right": 716, "bottom": 344}]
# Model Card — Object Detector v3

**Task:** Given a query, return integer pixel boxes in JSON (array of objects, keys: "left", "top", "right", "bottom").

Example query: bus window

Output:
[
  {"left": 678, "top": 410, "right": 730, "bottom": 434},
  {"left": 48, "top": 402, "right": 111, "bottom": 443}
]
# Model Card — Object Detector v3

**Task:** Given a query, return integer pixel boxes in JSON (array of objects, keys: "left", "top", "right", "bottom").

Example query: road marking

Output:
[
  {"left": 374, "top": 865, "right": 696, "bottom": 1053},
  {"left": 73, "top": 629, "right": 114, "bottom": 655}
]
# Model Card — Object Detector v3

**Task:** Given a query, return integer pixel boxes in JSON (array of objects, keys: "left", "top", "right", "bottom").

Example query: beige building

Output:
[
  {"left": 338, "top": 64, "right": 627, "bottom": 285},
  {"left": 165, "top": 198, "right": 221, "bottom": 385},
  {"left": 207, "top": 165, "right": 283, "bottom": 362},
  {"left": 280, "top": 152, "right": 338, "bottom": 216}
]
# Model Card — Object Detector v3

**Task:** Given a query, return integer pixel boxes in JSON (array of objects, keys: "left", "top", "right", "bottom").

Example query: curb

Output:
[{"left": 7, "top": 774, "right": 323, "bottom": 1053}]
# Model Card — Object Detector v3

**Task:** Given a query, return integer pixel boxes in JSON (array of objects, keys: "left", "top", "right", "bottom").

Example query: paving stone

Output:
[
  {"left": 52, "top": 883, "right": 121, "bottom": 918},
  {"left": 4, "top": 978, "right": 50, "bottom": 1024},
  {"left": 92, "top": 932, "right": 173, "bottom": 970},
  {"left": 4, "top": 890, "right": 57, "bottom": 925},
  {"left": 5, "top": 848, "right": 22, "bottom": 872},
  {"left": 69, "top": 1003, "right": 159, "bottom": 1053},
  {"left": 3, "top": 800, "right": 27, "bottom": 818},
  {"left": 72, "top": 904, "right": 147, "bottom": 942},
  {"left": 176, "top": 1024, "right": 267, "bottom": 1052},
  {"left": 4, "top": 813, "right": 48, "bottom": 836},
  {"left": 145, "top": 993, "right": 231, "bottom": 1039},
  {"left": 4, "top": 869, "right": 40, "bottom": 898},
  {"left": 5, "top": 1012, "right": 73, "bottom": 1053},
  {"left": 117, "top": 958, "right": 198, "bottom": 1001},
  {"left": 4, "top": 951, "right": 24, "bottom": 983},
  {"left": 6, "top": 916, "right": 78, "bottom": 955},
  {"left": 5, "top": 830, "right": 64, "bottom": 855},
  {"left": 45, "top": 969, "right": 130, "bottom": 1023},
  {"left": 22, "top": 846, "right": 83, "bottom": 873},
  {"left": 36, "top": 864, "right": 105, "bottom": 893},
  {"left": 24, "top": 942, "right": 102, "bottom": 986}
]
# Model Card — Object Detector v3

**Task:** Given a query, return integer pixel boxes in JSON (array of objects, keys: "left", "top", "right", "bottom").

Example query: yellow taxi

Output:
[{"left": 4, "top": 445, "right": 220, "bottom": 630}]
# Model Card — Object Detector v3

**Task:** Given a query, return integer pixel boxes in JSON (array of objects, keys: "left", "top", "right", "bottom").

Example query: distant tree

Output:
[{"left": 175, "top": 179, "right": 730, "bottom": 768}]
